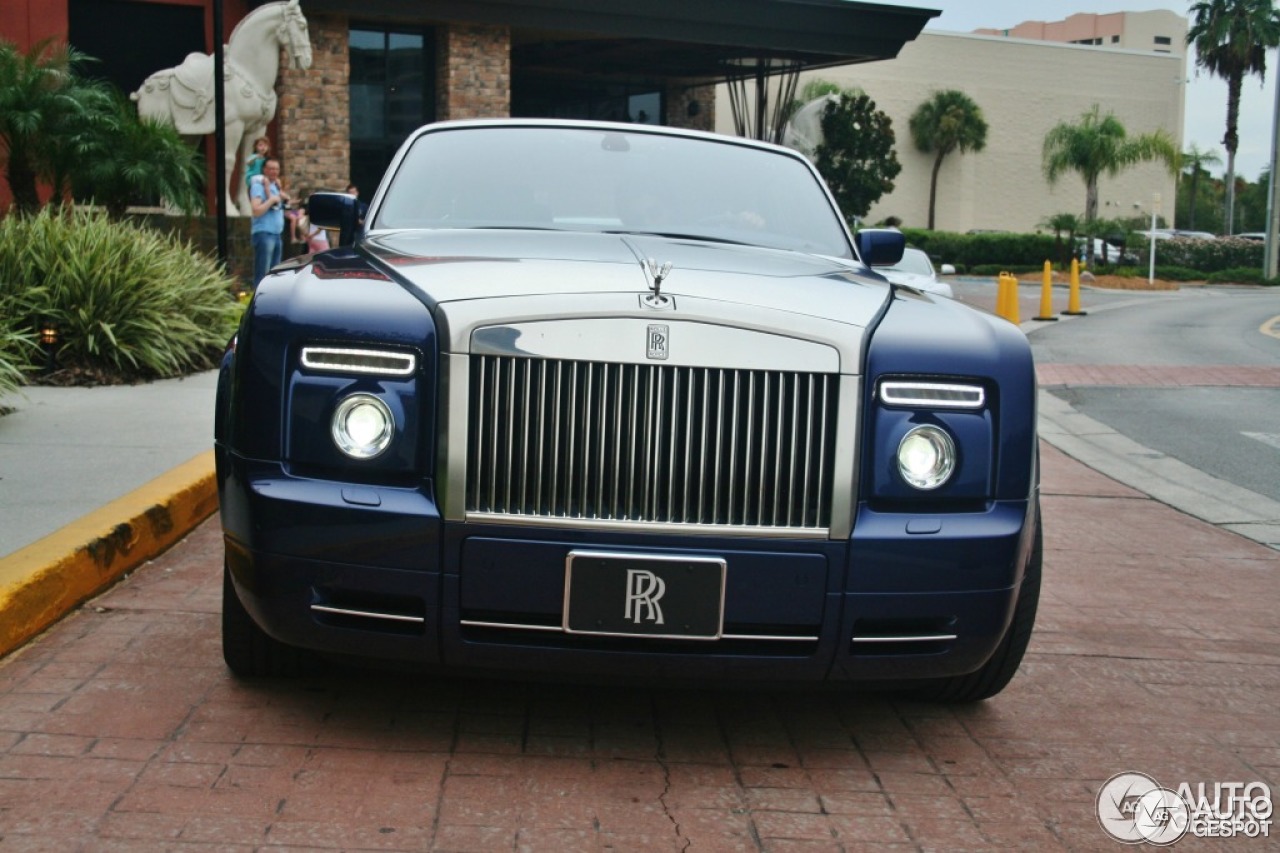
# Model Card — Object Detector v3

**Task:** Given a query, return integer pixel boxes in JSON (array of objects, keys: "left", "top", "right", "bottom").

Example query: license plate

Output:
[{"left": 564, "top": 551, "right": 726, "bottom": 640}]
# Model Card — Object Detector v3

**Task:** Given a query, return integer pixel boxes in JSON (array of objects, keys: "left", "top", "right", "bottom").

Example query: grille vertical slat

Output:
[{"left": 467, "top": 355, "right": 837, "bottom": 533}]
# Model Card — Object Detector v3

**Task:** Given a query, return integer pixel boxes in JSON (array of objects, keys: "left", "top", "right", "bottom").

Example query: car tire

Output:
[
  {"left": 222, "top": 561, "right": 310, "bottom": 677},
  {"left": 904, "top": 504, "right": 1042, "bottom": 703}
]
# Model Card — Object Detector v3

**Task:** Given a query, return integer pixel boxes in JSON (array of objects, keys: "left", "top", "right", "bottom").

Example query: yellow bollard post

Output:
[
  {"left": 1006, "top": 273, "right": 1020, "bottom": 325},
  {"left": 996, "top": 272, "right": 1009, "bottom": 320},
  {"left": 1034, "top": 260, "right": 1058, "bottom": 321},
  {"left": 1064, "top": 258, "right": 1088, "bottom": 315}
]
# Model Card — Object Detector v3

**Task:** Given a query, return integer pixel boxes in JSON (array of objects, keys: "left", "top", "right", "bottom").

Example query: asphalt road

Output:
[
  {"left": 1028, "top": 287, "right": 1280, "bottom": 505},
  {"left": 948, "top": 278, "right": 1280, "bottom": 497}
]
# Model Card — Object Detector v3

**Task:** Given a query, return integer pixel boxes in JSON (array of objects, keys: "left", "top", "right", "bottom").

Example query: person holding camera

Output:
[{"left": 249, "top": 157, "right": 290, "bottom": 287}]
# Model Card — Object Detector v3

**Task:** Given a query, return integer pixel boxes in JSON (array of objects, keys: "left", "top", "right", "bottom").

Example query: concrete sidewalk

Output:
[{"left": 0, "top": 372, "right": 218, "bottom": 655}]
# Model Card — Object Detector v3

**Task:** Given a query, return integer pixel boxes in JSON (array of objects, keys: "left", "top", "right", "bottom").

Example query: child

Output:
[
  {"left": 299, "top": 204, "right": 330, "bottom": 254},
  {"left": 244, "top": 137, "right": 270, "bottom": 188}
]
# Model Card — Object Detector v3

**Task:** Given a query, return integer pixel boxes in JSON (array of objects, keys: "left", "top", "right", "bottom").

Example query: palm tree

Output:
[
  {"left": 1187, "top": 0, "right": 1280, "bottom": 234},
  {"left": 1179, "top": 143, "right": 1222, "bottom": 231},
  {"left": 72, "top": 92, "right": 205, "bottom": 219},
  {"left": 1041, "top": 105, "right": 1177, "bottom": 265},
  {"left": 0, "top": 38, "right": 98, "bottom": 213},
  {"left": 1040, "top": 212, "right": 1082, "bottom": 267},
  {"left": 908, "top": 90, "right": 988, "bottom": 230}
]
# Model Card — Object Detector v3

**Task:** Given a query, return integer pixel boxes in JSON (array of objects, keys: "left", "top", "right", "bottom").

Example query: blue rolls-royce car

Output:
[{"left": 216, "top": 119, "right": 1040, "bottom": 701}]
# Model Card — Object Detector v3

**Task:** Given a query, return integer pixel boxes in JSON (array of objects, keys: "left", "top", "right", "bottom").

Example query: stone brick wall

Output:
[
  {"left": 277, "top": 13, "right": 351, "bottom": 200},
  {"left": 436, "top": 24, "right": 510, "bottom": 120},
  {"left": 665, "top": 82, "right": 716, "bottom": 132}
]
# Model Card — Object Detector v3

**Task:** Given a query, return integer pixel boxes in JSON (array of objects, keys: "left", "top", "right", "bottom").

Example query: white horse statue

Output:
[{"left": 131, "top": 0, "right": 312, "bottom": 216}]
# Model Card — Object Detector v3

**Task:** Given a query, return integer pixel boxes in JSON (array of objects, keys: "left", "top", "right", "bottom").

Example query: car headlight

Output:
[
  {"left": 332, "top": 393, "right": 394, "bottom": 459},
  {"left": 896, "top": 425, "right": 956, "bottom": 490}
]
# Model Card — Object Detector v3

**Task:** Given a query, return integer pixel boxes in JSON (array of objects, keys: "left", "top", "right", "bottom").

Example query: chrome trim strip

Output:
[
  {"left": 461, "top": 619, "right": 563, "bottom": 633},
  {"left": 722, "top": 633, "right": 818, "bottom": 642},
  {"left": 310, "top": 604, "right": 425, "bottom": 624},
  {"left": 829, "top": 375, "right": 859, "bottom": 541},
  {"left": 852, "top": 634, "right": 958, "bottom": 643},
  {"left": 440, "top": 353, "right": 470, "bottom": 522},
  {"left": 300, "top": 346, "right": 416, "bottom": 376},
  {"left": 471, "top": 319, "right": 840, "bottom": 372},
  {"left": 458, "top": 619, "right": 819, "bottom": 643},
  {"left": 879, "top": 381, "right": 985, "bottom": 409},
  {"left": 465, "top": 512, "right": 831, "bottom": 539}
]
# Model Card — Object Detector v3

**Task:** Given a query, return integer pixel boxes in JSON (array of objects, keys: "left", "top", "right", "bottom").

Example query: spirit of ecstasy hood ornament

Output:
[{"left": 644, "top": 258, "right": 673, "bottom": 308}]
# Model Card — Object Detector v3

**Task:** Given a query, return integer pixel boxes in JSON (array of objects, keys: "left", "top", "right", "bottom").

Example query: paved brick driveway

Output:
[{"left": 1, "top": 443, "right": 1277, "bottom": 850}]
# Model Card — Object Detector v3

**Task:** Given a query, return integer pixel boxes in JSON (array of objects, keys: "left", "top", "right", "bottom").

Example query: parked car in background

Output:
[
  {"left": 216, "top": 119, "right": 1041, "bottom": 701},
  {"left": 875, "top": 246, "right": 954, "bottom": 298},
  {"left": 1077, "top": 236, "right": 1138, "bottom": 265}
]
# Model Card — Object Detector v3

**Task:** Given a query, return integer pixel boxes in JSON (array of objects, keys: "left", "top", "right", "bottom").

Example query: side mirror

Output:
[
  {"left": 940, "top": 263, "right": 956, "bottom": 275},
  {"left": 857, "top": 228, "right": 905, "bottom": 267},
  {"left": 306, "top": 191, "right": 359, "bottom": 246}
]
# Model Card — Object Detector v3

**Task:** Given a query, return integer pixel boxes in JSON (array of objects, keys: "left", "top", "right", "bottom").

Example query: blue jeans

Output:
[{"left": 252, "top": 230, "right": 283, "bottom": 287}]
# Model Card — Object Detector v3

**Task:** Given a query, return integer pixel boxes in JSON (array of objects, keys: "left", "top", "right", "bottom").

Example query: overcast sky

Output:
[{"left": 889, "top": 1, "right": 1278, "bottom": 181}]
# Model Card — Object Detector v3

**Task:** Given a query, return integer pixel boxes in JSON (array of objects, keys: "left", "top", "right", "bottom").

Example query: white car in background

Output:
[{"left": 876, "top": 246, "right": 954, "bottom": 298}]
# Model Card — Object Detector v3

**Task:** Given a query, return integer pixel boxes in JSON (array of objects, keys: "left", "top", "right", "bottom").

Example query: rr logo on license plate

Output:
[
  {"left": 624, "top": 569, "right": 666, "bottom": 624},
  {"left": 564, "top": 551, "right": 725, "bottom": 639}
]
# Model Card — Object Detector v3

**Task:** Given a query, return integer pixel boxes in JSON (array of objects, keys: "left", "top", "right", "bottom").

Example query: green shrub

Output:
[
  {"left": 0, "top": 316, "right": 37, "bottom": 397},
  {"left": 1206, "top": 267, "right": 1280, "bottom": 285},
  {"left": 1152, "top": 266, "right": 1208, "bottom": 282},
  {"left": 0, "top": 207, "right": 240, "bottom": 382},
  {"left": 900, "top": 228, "right": 1060, "bottom": 271},
  {"left": 969, "top": 264, "right": 1044, "bottom": 276},
  {"left": 1143, "top": 236, "right": 1262, "bottom": 273}
]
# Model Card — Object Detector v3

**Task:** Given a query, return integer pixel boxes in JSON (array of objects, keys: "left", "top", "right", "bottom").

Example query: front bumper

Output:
[{"left": 218, "top": 448, "right": 1033, "bottom": 685}]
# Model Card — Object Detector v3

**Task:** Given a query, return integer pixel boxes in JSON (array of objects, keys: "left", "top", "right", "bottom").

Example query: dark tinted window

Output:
[{"left": 350, "top": 27, "right": 433, "bottom": 204}]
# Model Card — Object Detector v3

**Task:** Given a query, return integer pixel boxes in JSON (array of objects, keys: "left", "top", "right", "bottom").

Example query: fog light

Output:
[
  {"left": 332, "top": 394, "right": 393, "bottom": 459},
  {"left": 897, "top": 425, "right": 956, "bottom": 490}
]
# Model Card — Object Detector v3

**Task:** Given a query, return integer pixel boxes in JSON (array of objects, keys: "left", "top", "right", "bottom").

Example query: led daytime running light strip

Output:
[
  {"left": 879, "top": 381, "right": 984, "bottom": 409},
  {"left": 301, "top": 347, "right": 416, "bottom": 377}
]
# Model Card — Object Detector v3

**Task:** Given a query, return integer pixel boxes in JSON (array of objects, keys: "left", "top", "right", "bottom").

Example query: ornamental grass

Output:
[{"left": 0, "top": 207, "right": 241, "bottom": 384}]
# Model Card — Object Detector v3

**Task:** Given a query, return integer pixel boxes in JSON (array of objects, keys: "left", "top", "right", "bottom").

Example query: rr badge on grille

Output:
[{"left": 647, "top": 324, "right": 669, "bottom": 360}]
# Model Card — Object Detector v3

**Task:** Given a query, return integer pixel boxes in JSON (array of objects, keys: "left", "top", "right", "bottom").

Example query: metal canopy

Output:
[{"left": 304, "top": 0, "right": 939, "bottom": 81}]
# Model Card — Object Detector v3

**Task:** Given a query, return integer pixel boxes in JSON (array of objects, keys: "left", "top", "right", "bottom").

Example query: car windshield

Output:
[
  {"left": 374, "top": 125, "right": 853, "bottom": 258},
  {"left": 881, "top": 248, "right": 933, "bottom": 277}
]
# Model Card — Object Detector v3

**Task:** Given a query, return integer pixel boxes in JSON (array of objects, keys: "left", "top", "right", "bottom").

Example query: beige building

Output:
[
  {"left": 976, "top": 9, "right": 1186, "bottom": 54},
  {"left": 717, "top": 14, "right": 1188, "bottom": 235}
]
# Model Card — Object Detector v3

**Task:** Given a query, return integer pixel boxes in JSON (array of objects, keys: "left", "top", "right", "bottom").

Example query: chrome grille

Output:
[{"left": 466, "top": 355, "right": 838, "bottom": 532}]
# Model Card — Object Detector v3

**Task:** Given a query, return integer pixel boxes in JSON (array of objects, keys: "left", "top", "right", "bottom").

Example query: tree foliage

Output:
[
  {"left": 813, "top": 91, "right": 901, "bottom": 221},
  {"left": 0, "top": 38, "right": 101, "bottom": 213},
  {"left": 1178, "top": 143, "right": 1223, "bottom": 231},
  {"left": 72, "top": 92, "right": 204, "bottom": 218},
  {"left": 0, "top": 38, "right": 203, "bottom": 217},
  {"left": 1187, "top": 0, "right": 1280, "bottom": 233},
  {"left": 1041, "top": 105, "right": 1177, "bottom": 264},
  {"left": 1040, "top": 212, "right": 1083, "bottom": 267},
  {"left": 908, "top": 90, "right": 988, "bottom": 230}
]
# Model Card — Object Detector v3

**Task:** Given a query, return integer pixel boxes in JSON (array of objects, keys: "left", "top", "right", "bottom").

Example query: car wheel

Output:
[
  {"left": 905, "top": 505, "right": 1042, "bottom": 703},
  {"left": 221, "top": 561, "right": 309, "bottom": 677}
]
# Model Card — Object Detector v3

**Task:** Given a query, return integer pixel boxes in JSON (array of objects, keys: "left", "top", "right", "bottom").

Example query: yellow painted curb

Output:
[{"left": 0, "top": 451, "right": 218, "bottom": 658}]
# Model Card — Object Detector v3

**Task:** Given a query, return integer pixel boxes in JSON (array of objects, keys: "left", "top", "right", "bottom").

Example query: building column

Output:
[
  {"left": 436, "top": 23, "right": 511, "bottom": 120},
  {"left": 277, "top": 13, "right": 351, "bottom": 198}
]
